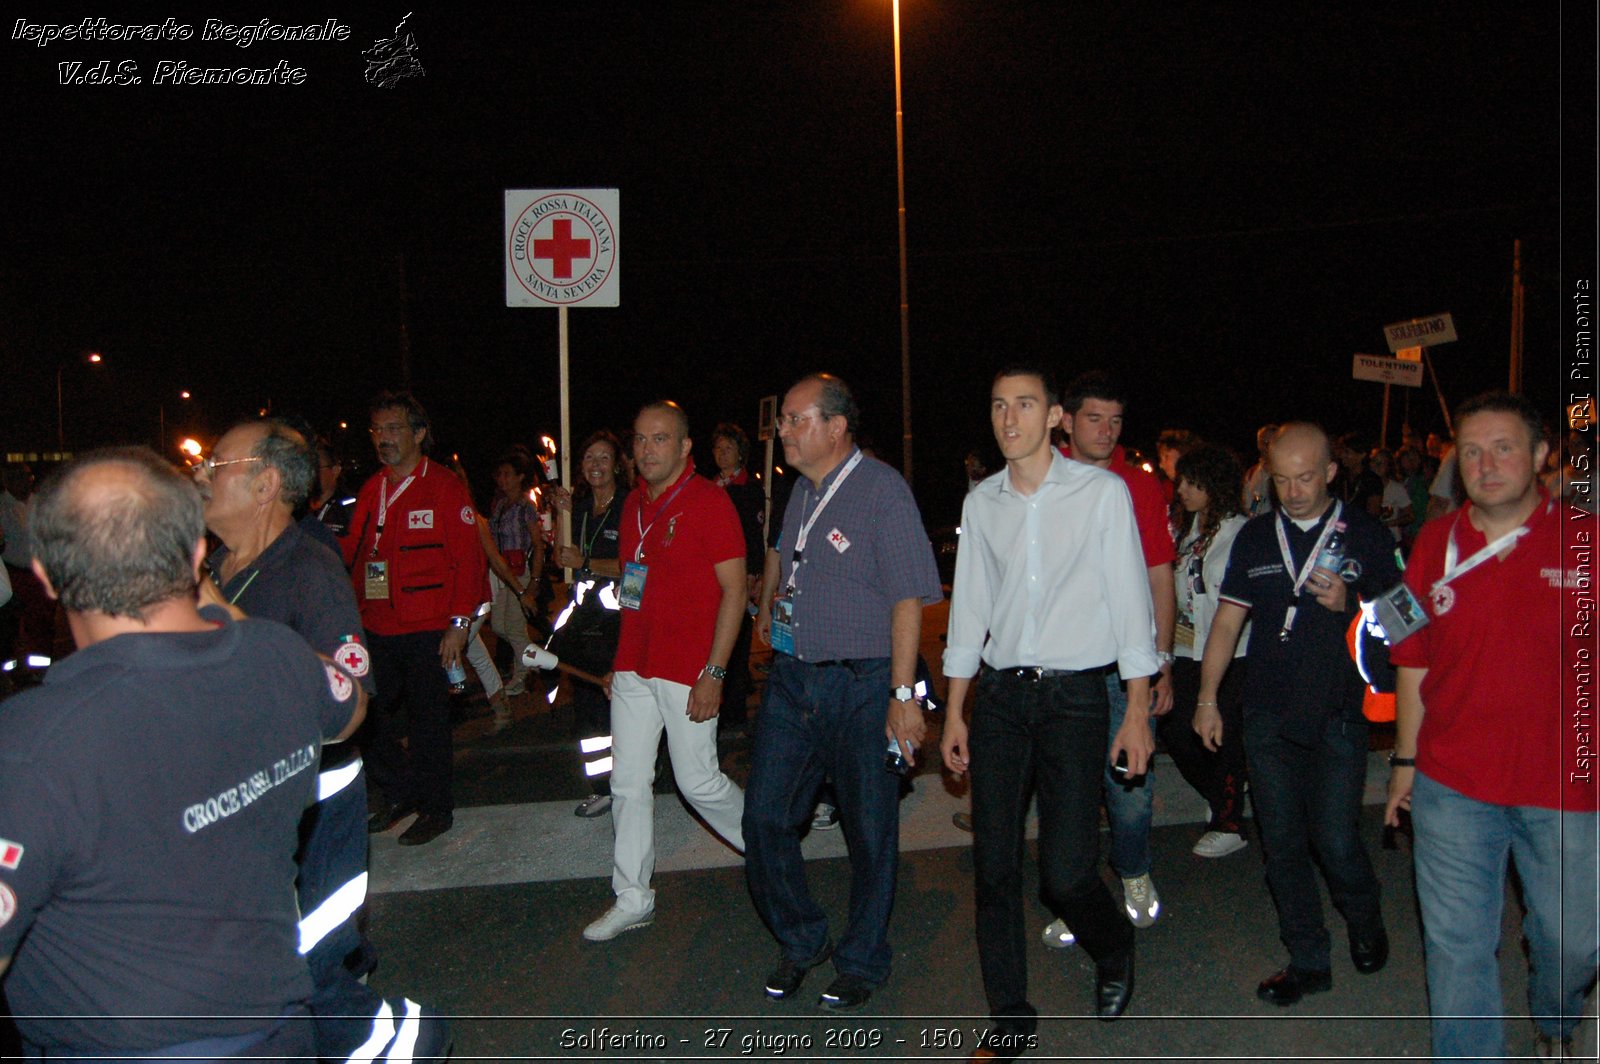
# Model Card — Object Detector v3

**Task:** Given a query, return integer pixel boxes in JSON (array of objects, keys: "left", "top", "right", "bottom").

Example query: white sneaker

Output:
[
  {"left": 504, "top": 675, "right": 528, "bottom": 697},
  {"left": 812, "top": 803, "right": 840, "bottom": 831},
  {"left": 582, "top": 904, "right": 653, "bottom": 942},
  {"left": 1121, "top": 873, "right": 1161, "bottom": 928},
  {"left": 1041, "top": 918, "right": 1077, "bottom": 949},
  {"left": 1192, "top": 830, "right": 1248, "bottom": 858}
]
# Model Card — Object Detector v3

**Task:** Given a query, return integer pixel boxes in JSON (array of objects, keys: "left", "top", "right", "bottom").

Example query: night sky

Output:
[{"left": 3, "top": 3, "right": 1591, "bottom": 526}]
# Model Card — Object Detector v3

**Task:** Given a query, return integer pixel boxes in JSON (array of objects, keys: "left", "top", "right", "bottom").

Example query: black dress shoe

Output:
[
  {"left": 1094, "top": 948, "right": 1135, "bottom": 1021},
  {"left": 764, "top": 940, "right": 833, "bottom": 1000},
  {"left": 397, "top": 812, "right": 453, "bottom": 846},
  {"left": 367, "top": 801, "right": 415, "bottom": 834},
  {"left": 818, "top": 973, "right": 873, "bottom": 1012},
  {"left": 1256, "top": 966, "right": 1332, "bottom": 1006},
  {"left": 1349, "top": 926, "right": 1389, "bottom": 974}
]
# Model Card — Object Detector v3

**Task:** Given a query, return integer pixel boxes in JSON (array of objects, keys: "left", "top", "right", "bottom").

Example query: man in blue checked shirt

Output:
[{"left": 745, "top": 373, "right": 943, "bottom": 1014}]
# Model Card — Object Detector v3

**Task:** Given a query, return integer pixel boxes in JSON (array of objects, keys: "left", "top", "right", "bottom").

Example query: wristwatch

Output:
[
  {"left": 890, "top": 684, "right": 916, "bottom": 703},
  {"left": 448, "top": 615, "right": 472, "bottom": 629},
  {"left": 1157, "top": 650, "right": 1175, "bottom": 667},
  {"left": 1388, "top": 753, "right": 1416, "bottom": 767},
  {"left": 702, "top": 664, "right": 728, "bottom": 681}
]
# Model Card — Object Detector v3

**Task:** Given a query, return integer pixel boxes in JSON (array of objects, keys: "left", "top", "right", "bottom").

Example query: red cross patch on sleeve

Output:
[{"left": 0, "top": 839, "right": 23, "bottom": 870}]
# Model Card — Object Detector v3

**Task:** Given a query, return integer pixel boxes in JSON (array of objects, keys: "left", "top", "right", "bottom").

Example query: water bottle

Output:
[
  {"left": 1314, "top": 524, "right": 1347, "bottom": 580},
  {"left": 885, "top": 736, "right": 911, "bottom": 775},
  {"left": 445, "top": 659, "right": 467, "bottom": 693}
]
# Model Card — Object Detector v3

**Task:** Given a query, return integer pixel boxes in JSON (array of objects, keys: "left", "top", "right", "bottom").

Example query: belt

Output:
[{"left": 989, "top": 664, "right": 1113, "bottom": 682}]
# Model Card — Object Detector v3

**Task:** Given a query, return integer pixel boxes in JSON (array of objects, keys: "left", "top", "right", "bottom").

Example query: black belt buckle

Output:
[{"left": 1012, "top": 666, "right": 1047, "bottom": 682}]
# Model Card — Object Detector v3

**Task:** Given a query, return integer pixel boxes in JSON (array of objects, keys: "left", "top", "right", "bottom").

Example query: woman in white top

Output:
[{"left": 1157, "top": 444, "right": 1253, "bottom": 858}]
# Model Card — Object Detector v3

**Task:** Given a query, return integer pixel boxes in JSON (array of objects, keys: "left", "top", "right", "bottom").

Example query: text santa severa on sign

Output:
[{"left": 505, "top": 188, "right": 619, "bottom": 307}]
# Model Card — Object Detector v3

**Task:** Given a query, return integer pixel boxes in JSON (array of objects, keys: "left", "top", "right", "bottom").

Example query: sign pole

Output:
[
  {"left": 558, "top": 304, "right": 573, "bottom": 580},
  {"left": 763, "top": 438, "right": 775, "bottom": 548},
  {"left": 1380, "top": 383, "right": 1391, "bottom": 449},
  {"left": 1423, "top": 347, "right": 1453, "bottom": 436}
]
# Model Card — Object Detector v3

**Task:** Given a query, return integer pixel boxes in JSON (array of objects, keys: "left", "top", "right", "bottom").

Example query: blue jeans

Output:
[
  {"left": 1412, "top": 771, "right": 1599, "bottom": 1061},
  {"left": 1102, "top": 672, "right": 1153, "bottom": 879},
  {"left": 1243, "top": 711, "right": 1382, "bottom": 970},
  {"left": 970, "top": 667, "right": 1132, "bottom": 1034},
  {"left": 743, "top": 654, "right": 899, "bottom": 985}
]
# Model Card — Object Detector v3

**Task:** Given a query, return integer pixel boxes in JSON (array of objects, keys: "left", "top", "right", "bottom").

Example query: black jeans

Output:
[
  {"left": 970, "top": 667, "right": 1132, "bottom": 1033},
  {"left": 1243, "top": 710, "right": 1382, "bottom": 970},
  {"left": 362, "top": 629, "right": 453, "bottom": 817},
  {"left": 1160, "top": 656, "right": 1249, "bottom": 833}
]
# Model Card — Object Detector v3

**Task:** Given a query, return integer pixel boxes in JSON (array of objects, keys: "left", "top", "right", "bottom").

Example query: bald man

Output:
[{"left": 1197, "top": 423, "right": 1402, "bottom": 1006}]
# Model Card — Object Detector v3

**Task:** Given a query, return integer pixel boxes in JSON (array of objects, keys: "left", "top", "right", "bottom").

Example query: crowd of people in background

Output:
[{"left": 0, "top": 367, "right": 1592, "bottom": 1063}]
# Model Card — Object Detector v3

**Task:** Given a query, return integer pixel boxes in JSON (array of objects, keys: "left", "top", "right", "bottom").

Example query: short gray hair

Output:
[
  {"left": 798, "top": 373, "right": 859, "bottom": 437},
  {"left": 253, "top": 419, "right": 317, "bottom": 509},
  {"left": 31, "top": 447, "right": 204, "bottom": 620}
]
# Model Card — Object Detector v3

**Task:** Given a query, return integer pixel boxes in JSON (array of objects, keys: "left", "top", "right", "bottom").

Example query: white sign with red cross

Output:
[{"left": 505, "top": 188, "right": 620, "bottom": 307}]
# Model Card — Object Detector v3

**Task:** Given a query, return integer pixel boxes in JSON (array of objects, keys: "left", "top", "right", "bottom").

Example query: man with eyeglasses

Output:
[
  {"left": 744, "top": 373, "right": 943, "bottom": 1012},
  {"left": 0, "top": 447, "right": 364, "bottom": 1061},
  {"left": 342, "top": 391, "right": 487, "bottom": 847},
  {"left": 194, "top": 418, "right": 450, "bottom": 1060},
  {"left": 581, "top": 401, "right": 748, "bottom": 943}
]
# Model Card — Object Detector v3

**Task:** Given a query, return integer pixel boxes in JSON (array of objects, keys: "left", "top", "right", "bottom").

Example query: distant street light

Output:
[
  {"left": 56, "top": 352, "right": 105, "bottom": 451},
  {"left": 160, "top": 390, "right": 192, "bottom": 456}
]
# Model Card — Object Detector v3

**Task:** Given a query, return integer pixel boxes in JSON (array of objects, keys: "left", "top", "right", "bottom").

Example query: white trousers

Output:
[{"left": 609, "top": 670, "right": 745, "bottom": 913}]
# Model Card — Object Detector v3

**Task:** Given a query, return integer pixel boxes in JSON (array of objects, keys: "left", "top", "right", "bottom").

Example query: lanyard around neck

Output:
[
  {"left": 371, "top": 459, "right": 424, "bottom": 557},
  {"left": 633, "top": 474, "right": 692, "bottom": 563},
  {"left": 580, "top": 497, "right": 615, "bottom": 560},
  {"left": 784, "top": 449, "right": 864, "bottom": 593},
  {"left": 1434, "top": 501, "right": 1545, "bottom": 593},
  {"left": 1273, "top": 500, "right": 1342, "bottom": 642}
]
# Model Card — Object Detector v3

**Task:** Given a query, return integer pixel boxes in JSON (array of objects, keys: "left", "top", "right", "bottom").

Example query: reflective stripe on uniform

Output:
[
  {"left": 317, "top": 757, "right": 364, "bottom": 802},
  {"left": 298, "top": 871, "right": 368, "bottom": 955},
  {"left": 346, "top": 1000, "right": 394, "bottom": 1064},
  {"left": 387, "top": 998, "right": 423, "bottom": 1063}
]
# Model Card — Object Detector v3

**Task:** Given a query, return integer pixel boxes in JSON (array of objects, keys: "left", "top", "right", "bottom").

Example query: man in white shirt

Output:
[{"left": 942, "top": 365, "right": 1159, "bottom": 1057}]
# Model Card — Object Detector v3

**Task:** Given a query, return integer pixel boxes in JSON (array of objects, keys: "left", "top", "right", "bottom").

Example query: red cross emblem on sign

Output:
[
  {"left": 533, "top": 219, "right": 592, "bottom": 280},
  {"left": 828, "top": 530, "right": 844, "bottom": 545}
]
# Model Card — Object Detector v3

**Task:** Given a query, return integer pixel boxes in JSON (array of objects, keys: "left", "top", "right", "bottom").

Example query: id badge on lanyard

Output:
[
  {"left": 620, "top": 562, "right": 648, "bottom": 611},
  {"left": 769, "top": 596, "right": 796, "bottom": 656},
  {"left": 364, "top": 560, "right": 391, "bottom": 600}
]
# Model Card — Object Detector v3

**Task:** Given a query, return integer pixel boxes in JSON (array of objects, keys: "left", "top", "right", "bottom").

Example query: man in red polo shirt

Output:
[
  {"left": 582, "top": 401, "right": 748, "bottom": 943},
  {"left": 1043, "top": 370, "right": 1175, "bottom": 948},
  {"left": 1384, "top": 391, "right": 1598, "bottom": 1060}
]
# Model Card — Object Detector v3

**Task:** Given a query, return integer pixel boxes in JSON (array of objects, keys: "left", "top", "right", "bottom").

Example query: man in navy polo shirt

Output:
[
  {"left": 746, "top": 373, "right": 943, "bottom": 1012},
  {"left": 198, "top": 418, "right": 446, "bottom": 1062},
  {"left": 1197, "top": 422, "right": 1399, "bottom": 1005},
  {"left": 0, "top": 447, "right": 364, "bottom": 1061}
]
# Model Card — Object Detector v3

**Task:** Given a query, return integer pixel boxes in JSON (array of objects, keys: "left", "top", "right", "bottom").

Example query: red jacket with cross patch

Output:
[{"left": 340, "top": 457, "right": 488, "bottom": 636}]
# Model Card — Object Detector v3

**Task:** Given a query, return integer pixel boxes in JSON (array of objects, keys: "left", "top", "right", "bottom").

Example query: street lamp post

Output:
[
  {"left": 56, "top": 352, "right": 103, "bottom": 452},
  {"left": 891, "top": 0, "right": 913, "bottom": 484}
]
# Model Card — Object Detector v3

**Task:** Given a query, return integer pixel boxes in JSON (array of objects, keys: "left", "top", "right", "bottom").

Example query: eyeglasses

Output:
[
  {"left": 195, "top": 455, "right": 263, "bottom": 477},
  {"left": 369, "top": 423, "right": 412, "bottom": 439},
  {"left": 777, "top": 411, "right": 828, "bottom": 429}
]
